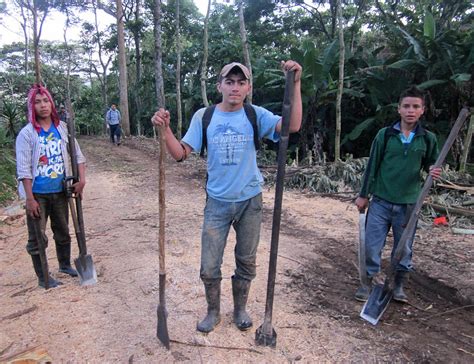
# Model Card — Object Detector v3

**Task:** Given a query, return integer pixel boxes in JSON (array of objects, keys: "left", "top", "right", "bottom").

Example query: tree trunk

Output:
[
  {"left": 238, "top": 0, "right": 252, "bottom": 103},
  {"left": 133, "top": 0, "right": 142, "bottom": 136},
  {"left": 200, "top": 0, "right": 211, "bottom": 107},
  {"left": 335, "top": 0, "right": 345, "bottom": 161},
  {"left": 116, "top": 0, "right": 131, "bottom": 136},
  {"left": 32, "top": 0, "right": 41, "bottom": 84},
  {"left": 460, "top": 113, "right": 474, "bottom": 172},
  {"left": 175, "top": 0, "right": 183, "bottom": 139}
]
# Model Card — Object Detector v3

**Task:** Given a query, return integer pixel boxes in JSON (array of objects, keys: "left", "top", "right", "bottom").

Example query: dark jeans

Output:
[
  {"left": 200, "top": 193, "right": 263, "bottom": 283},
  {"left": 26, "top": 192, "right": 71, "bottom": 256},
  {"left": 109, "top": 124, "right": 121, "bottom": 144}
]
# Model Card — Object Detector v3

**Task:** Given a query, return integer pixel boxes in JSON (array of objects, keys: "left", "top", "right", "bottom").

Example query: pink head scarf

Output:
[{"left": 27, "top": 84, "right": 60, "bottom": 132}]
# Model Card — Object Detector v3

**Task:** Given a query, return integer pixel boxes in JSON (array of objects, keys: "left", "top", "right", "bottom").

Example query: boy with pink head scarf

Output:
[{"left": 16, "top": 84, "right": 87, "bottom": 289}]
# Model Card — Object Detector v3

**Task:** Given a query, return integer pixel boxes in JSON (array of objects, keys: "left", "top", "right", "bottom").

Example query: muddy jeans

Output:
[
  {"left": 365, "top": 196, "right": 416, "bottom": 277},
  {"left": 26, "top": 192, "right": 71, "bottom": 256},
  {"left": 200, "top": 193, "right": 262, "bottom": 283}
]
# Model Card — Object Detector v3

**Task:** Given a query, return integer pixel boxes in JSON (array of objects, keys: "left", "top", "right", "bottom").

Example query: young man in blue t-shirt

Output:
[
  {"left": 16, "top": 84, "right": 87, "bottom": 289},
  {"left": 152, "top": 60, "right": 302, "bottom": 333}
]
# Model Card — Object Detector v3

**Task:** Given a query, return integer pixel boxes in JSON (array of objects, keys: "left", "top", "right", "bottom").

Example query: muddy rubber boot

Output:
[
  {"left": 393, "top": 271, "right": 408, "bottom": 303},
  {"left": 355, "top": 278, "right": 372, "bottom": 302},
  {"left": 197, "top": 280, "right": 221, "bottom": 333},
  {"left": 56, "top": 243, "right": 78, "bottom": 277},
  {"left": 31, "top": 255, "right": 62, "bottom": 289},
  {"left": 232, "top": 276, "right": 253, "bottom": 331}
]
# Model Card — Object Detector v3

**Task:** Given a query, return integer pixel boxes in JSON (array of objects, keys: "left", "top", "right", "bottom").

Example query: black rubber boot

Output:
[
  {"left": 232, "top": 276, "right": 253, "bottom": 330},
  {"left": 355, "top": 278, "right": 372, "bottom": 302},
  {"left": 393, "top": 271, "right": 409, "bottom": 303},
  {"left": 56, "top": 243, "right": 78, "bottom": 277},
  {"left": 31, "top": 255, "right": 62, "bottom": 289},
  {"left": 197, "top": 280, "right": 221, "bottom": 333}
]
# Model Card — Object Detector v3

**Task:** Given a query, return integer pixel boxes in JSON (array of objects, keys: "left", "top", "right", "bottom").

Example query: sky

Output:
[{"left": 0, "top": 0, "right": 219, "bottom": 46}]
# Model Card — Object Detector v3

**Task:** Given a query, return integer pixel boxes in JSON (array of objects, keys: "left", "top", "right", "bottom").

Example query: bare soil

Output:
[{"left": 0, "top": 136, "right": 472, "bottom": 363}]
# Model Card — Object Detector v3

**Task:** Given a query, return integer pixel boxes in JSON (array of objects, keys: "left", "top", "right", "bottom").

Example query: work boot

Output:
[
  {"left": 56, "top": 243, "right": 78, "bottom": 277},
  {"left": 232, "top": 276, "right": 253, "bottom": 331},
  {"left": 197, "top": 280, "right": 221, "bottom": 333},
  {"left": 31, "top": 255, "right": 62, "bottom": 289},
  {"left": 393, "top": 271, "right": 409, "bottom": 303},
  {"left": 355, "top": 278, "right": 372, "bottom": 302}
]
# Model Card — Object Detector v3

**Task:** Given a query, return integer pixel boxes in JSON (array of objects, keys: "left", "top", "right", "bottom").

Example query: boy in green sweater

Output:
[{"left": 355, "top": 86, "right": 441, "bottom": 302}]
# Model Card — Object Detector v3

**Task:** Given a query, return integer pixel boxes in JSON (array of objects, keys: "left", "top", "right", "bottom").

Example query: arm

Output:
[
  {"left": 275, "top": 60, "right": 303, "bottom": 134},
  {"left": 72, "top": 163, "right": 86, "bottom": 197},
  {"left": 22, "top": 179, "right": 40, "bottom": 218},
  {"left": 151, "top": 108, "right": 192, "bottom": 161}
]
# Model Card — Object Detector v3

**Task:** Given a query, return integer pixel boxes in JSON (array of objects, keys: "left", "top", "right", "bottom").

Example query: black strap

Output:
[{"left": 200, "top": 104, "right": 259, "bottom": 157}]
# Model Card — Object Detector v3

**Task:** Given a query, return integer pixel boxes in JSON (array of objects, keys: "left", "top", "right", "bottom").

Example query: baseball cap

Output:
[{"left": 219, "top": 62, "right": 251, "bottom": 80}]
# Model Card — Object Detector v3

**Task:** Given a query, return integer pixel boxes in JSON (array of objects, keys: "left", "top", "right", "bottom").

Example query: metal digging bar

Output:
[
  {"left": 360, "top": 107, "right": 470, "bottom": 325},
  {"left": 65, "top": 116, "right": 97, "bottom": 286},
  {"left": 255, "top": 70, "right": 295, "bottom": 347},
  {"left": 156, "top": 126, "right": 170, "bottom": 349}
]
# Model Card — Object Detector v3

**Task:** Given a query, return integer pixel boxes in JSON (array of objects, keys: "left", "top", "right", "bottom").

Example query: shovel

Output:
[
  {"left": 32, "top": 217, "right": 50, "bottom": 289},
  {"left": 358, "top": 210, "right": 369, "bottom": 287},
  {"left": 256, "top": 70, "right": 295, "bottom": 347},
  {"left": 360, "top": 107, "right": 470, "bottom": 325},
  {"left": 65, "top": 115, "right": 97, "bottom": 286},
  {"left": 156, "top": 126, "right": 170, "bottom": 349}
]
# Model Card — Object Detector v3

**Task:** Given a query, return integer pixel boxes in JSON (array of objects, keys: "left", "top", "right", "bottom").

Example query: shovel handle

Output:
[{"left": 158, "top": 126, "right": 166, "bottom": 274}]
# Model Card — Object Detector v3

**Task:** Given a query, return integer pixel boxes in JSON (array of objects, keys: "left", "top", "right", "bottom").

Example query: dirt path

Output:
[{"left": 1, "top": 136, "right": 472, "bottom": 362}]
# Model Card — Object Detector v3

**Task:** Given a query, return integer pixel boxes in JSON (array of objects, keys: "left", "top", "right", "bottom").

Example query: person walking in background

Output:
[
  {"left": 106, "top": 103, "right": 122, "bottom": 145},
  {"left": 16, "top": 84, "right": 87, "bottom": 288},
  {"left": 152, "top": 60, "right": 302, "bottom": 334},
  {"left": 354, "top": 86, "right": 440, "bottom": 303},
  {"left": 58, "top": 105, "right": 68, "bottom": 122}
]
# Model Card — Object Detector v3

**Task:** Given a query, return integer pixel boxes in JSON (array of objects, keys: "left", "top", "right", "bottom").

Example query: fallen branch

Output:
[
  {"left": 1, "top": 305, "right": 37, "bottom": 321},
  {"left": 419, "top": 305, "right": 474, "bottom": 321},
  {"left": 170, "top": 339, "right": 263, "bottom": 354},
  {"left": 424, "top": 203, "right": 474, "bottom": 218}
]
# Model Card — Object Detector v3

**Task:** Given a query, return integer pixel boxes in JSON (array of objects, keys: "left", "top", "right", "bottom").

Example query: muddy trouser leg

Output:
[
  {"left": 26, "top": 194, "right": 62, "bottom": 288},
  {"left": 355, "top": 197, "right": 391, "bottom": 301},
  {"left": 231, "top": 193, "right": 262, "bottom": 330},
  {"left": 391, "top": 203, "right": 416, "bottom": 303},
  {"left": 198, "top": 197, "right": 233, "bottom": 332},
  {"left": 51, "top": 193, "right": 77, "bottom": 277},
  {"left": 110, "top": 125, "right": 117, "bottom": 143}
]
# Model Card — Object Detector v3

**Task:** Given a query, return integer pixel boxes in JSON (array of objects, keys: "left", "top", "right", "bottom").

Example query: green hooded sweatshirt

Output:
[{"left": 359, "top": 122, "right": 439, "bottom": 204}]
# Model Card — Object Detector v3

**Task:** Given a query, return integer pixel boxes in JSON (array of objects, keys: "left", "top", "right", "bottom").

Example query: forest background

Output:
[{"left": 0, "top": 0, "right": 473, "bottom": 205}]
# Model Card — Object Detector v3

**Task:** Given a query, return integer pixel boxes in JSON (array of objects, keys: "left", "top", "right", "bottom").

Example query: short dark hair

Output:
[{"left": 399, "top": 86, "right": 425, "bottom": 104}]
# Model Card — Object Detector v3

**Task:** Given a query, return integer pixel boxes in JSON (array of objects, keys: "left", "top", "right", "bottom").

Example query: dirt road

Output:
[{"left": 1, "top": 137, "right": 472, "bottom": 362}]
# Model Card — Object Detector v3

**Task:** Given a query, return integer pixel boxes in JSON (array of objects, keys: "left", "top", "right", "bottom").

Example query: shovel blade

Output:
[
  {"left": 157, "top": 304, "right": 170, "bottom": 349},
  {"left": 255, "top": 324, "right": 277, "bottom": 347},
  {"left": 74, "top": 254, "right": 97, "bottom": 286},
  {"left": 360, "top": 282, "right": 393, "bottom": 325}
]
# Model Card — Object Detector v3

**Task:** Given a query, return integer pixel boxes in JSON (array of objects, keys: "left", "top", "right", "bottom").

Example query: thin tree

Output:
[
  {"left": 175, "top": 0, "right": 182, "bottom": 139},
  {"left": 200, "top": 0, "right": 211, "bottom": 107},
  {"left": 116, "top": 0, "right": 131, "bottom": 136},
  {"left": 237, "top": 0, "right": 252, "bottom": 103},
  {"left": 335, "top": 0, "right": 345, "bottom": 161}
]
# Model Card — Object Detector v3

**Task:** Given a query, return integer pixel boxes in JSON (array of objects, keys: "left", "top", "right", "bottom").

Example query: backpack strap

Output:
[
  {"left": 199, "top": 103, "right": 260, "bottom": 157},
  {"left": 243, "top": 103, "right": 260, "bottom": 151},
  {"left": 200, "top": 105, "right": 217, "bottom": 157}
]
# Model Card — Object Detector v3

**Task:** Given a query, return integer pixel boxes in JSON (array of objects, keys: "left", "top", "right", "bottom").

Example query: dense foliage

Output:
[{"left": 0, "top": 0, "right": 472, "bottom": 205}]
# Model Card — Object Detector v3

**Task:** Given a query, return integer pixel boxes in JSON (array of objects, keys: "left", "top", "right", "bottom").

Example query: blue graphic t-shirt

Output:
[
  {"left": 183, "top": 105, "right": 281, "bottom": 202},
  {"left": 33, "top": 124, "right": 65, "bottom": 194}
]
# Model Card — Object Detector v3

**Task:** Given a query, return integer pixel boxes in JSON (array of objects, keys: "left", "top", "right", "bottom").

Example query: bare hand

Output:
[
  {"left": 429, "top": 166, "right": 442, "bottom": 180},
  {"left": 151, "top": 108, "right": 170, "bottom": 128},
  {"left": 72, "top": 180, "right": 86, "bottom": 198},
  {"left": 281, "top": 60, "right": 302, "bottom": 82},
  {"left": 26, "top": 198, "right": 40, "bottom": 218},
  {"left": 355, "top": 197, "right": 369, "bottom": 212}
]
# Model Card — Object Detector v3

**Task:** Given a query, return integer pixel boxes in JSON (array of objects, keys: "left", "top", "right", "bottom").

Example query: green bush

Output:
[{"left": 0, "top": 128, "right": 17, "bottom": 206}]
